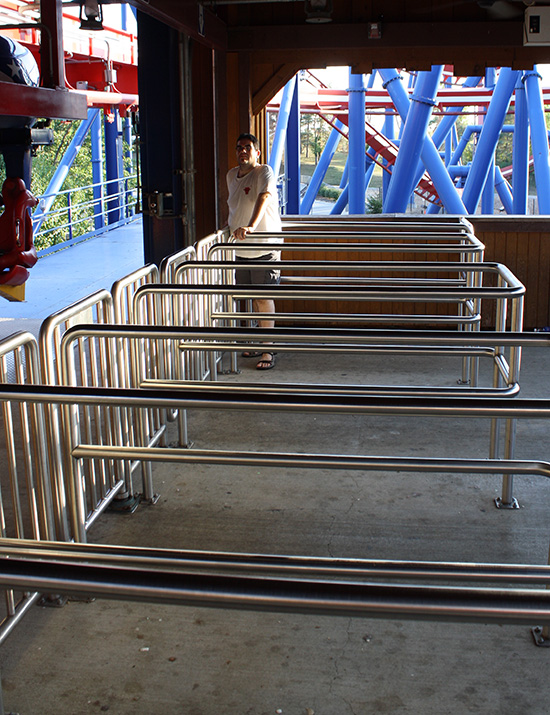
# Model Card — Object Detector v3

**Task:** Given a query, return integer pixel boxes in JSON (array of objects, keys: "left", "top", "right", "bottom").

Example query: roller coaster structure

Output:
[{"left": 267, "top": 66, "right": 550, "bottom": 216}]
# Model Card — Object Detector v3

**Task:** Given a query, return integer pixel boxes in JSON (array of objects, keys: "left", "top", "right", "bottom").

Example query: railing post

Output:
[
  {"left": 66, "top": 191, "right": 73, "bottom": 242},
  {"left": 104, "top": 109, "right": 122, "bottom": 225},
  {"left": 91, "top": 109, "right": 105, "bottom": 230}
]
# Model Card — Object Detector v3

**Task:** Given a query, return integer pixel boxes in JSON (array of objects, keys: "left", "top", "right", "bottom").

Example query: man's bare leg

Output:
[{"left": 253, "top": 298, "right": 276, "bottom": 368}]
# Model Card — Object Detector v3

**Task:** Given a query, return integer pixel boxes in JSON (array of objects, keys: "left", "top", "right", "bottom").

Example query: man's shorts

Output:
[{"left": 234, "top": 253, "right": 280, "bottom": 285}]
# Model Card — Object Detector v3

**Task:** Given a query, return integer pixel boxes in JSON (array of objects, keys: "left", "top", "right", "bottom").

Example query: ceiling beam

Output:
[
  {"left": 229, "top": 20, "right": 550, "bottom": 74},
  {"left": 229, "top": 21, "right": 526, "bottom": 53},
  {"left": 130, "top": 0, "right": 227, "bottom": 49},
  {"left": 251, "top": 63, "right": 302, "bottom": 114}
]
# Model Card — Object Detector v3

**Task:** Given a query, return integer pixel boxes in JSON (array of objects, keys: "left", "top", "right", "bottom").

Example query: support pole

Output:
[
  {"left": 432, "top": 76, "right": 482, "bottom": 153},
  {"left": 348, "top": 69, "right": 366, "bottom": 214},
  {"left": 513, "top": 75, "right": 529, "bottom": 215},
  {"left": 382, "top": 112, "right": 394, "bottom": 199},
  {"left": 383, "top": 66, "right": 444, "bottom": 213},
  {"left": 300, "top": 118, "right": 344, "bottom": 215},
  {"left": 269, "top": 75, "right": 297, "bottom": 178},
  {"left": 523, "top": 66, "right": 550, "bottom": 215},
  {"left": 285, "top": 77, "right": 301, "bottom": 215},
  {"left": 104, "top": 110, "right": 122, "bottom": 225},
  {"left": 461, "top": 67, "right": 520, "bottom": 214},
  {"left": 481, "top": 157, "right": 495, "bottom": 214},
  {"left": 448, "top": 125, "right": 479, "bottom": 167},
  {"left": 379, "top": 68, "right": 466, "bottom": 215},
  {"left": 123, "top": 115, "right": 133, "bottom": 219},
  {"left": 91, "top": 109, "right": 104, "bottom": 230},
  {"left": 495, "top": 166, "right": 513, "bottom": 214},
  {"left": 330, "top": 183, "right": 348, "bottom": 215}
]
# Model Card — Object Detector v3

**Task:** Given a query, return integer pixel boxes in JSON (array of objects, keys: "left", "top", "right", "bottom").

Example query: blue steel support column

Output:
[
  {"left": 495, "top": 166, "right": 513, "bottom": 214},
  {"left": 513, "top": 76, "right": 529, "bottom": 214},
  {"left": 461, "top": 67, "right": 520, "bottom": 214},
  {"left": 91, "top": 109, "right": 104, "bottom": 230},
  {"left": 379, "top": 68, "right": 466, "bottom": 215},
  {"left": 330, "top": 184, "right": 348, "bottom": 214},
  {"left": 382, "top": 112, "right": 394, "bottom": 199},
  {"left": 330, "top": 149, "right": 376, "bottom": 215},
  {"left": 269, "top": 75, "right": 297, "bottom": 178},
  {"left": 523, "top": 66, "right": 550, "bottom": 215},
  {"left": 412, "top": 76, "right": 481, "bottom": 205},
  {"left": 285, "top": 77, "right": 301, "bottom": 215},
  {"left": 339, "top": 159, "right": 348, "bottom": 189},
  {"left": 104, "top": 110, "right": 122, "bottom": 224},
  {"left": 481, "top": 158, "right": 495, "bottom": 214},
  {"left": 383, "top": 66, "right": 444, "bottom": 213},
  {"left": 365, "top": 148, "right": 376, "bottom": 187},
  {"left": 432, "top": 76, "right": 482, "bottom": 156},
  {"left": 32, "top": 107, "right": 101, "bottom": 233},
  {"left": 300, "top": 118, "right": 344, "bottom": 214},
  {"left": 449, "top": 125, "right": 479, "bottom": 167},
  {"left": 485, "top": 68, "right": 497, "bottom": 89},
  {"left": 122, "top": 115, "right": 133, "bottom": 218},
  {"left": 348, "top": 69, "right": 366, "bottom": 214}
]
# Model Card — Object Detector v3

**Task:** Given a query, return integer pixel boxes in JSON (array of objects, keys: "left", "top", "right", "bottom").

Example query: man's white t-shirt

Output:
[{"left": 227, "top": 164, "right": 282, "bottom": 258}]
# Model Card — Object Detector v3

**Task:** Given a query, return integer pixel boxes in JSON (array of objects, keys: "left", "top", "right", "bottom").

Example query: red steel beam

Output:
[{"left": 0, "top": 81, "right": 87, "bottom": 120}]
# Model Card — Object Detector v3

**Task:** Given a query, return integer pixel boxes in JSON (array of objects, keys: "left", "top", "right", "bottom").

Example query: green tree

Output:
[{"left": 30, "top": 119, "right": 95, "bottom": 249}]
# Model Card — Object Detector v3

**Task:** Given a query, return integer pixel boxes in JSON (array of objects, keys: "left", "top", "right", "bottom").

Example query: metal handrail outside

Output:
[{"left": 33, "top": 175, "right": 139, "bottom": 252}]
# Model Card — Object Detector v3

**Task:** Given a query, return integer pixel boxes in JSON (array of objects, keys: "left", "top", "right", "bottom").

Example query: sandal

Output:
[
  {"left": 256, "top": 353, "right": 276, "bottom": 370},
  {"left": 241, "top": 351, "right": 262, "bottom": 358}
]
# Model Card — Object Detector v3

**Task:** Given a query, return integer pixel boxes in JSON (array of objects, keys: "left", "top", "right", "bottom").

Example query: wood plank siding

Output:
[{"left": 275, "top": 218, "right": 550, "bottom": 330}]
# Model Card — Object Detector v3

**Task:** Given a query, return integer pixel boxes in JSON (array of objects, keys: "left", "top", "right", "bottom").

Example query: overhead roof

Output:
[
  {"left": 130, "top": 0, "right": 550, "bottom": 75},
  {"left": 128, "top": 0, "right": 550, "bottom": 113}
]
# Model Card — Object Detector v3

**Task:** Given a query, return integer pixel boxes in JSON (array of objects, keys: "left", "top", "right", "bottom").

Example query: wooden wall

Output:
[
  {"left": 472, "top": 217, "right": 550, "bottom": 330},
  {"left": 275, "top": 217, "right": 550, "bottom": 330}
]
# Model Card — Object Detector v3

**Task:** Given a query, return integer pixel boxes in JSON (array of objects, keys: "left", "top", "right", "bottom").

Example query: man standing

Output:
[{"left": 227, "top": 133, "right": 282, "bottom": 370}]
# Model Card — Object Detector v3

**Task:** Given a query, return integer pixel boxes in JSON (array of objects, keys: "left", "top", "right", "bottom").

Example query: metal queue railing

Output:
[
  {"left": 2, "top": 537, "right": 550, "bottom": 633},
  {"left": 0, "top": 332, "right": 55, "bottom": 645},
  {"left": 56, "top": 322, "right": 530, "bottom": 505},
  {"left": 1, "top": 382, "right": 550, "bottom": 641},
  {"left": 281, "top": 215, "right": 475, "bottom": 231},
  {"left": 0, "top": 216, "right": 535, "bottom": 644},
  {"left": 132, "top": 269, "right": 524, "bottom": 500},
  {"left": 207, "top": 229, "right": 485, "bottom": 380},
  {"left": 159, "top": 247, "right": 198, "bottom": 446},
  {"left": 273, "top": 230, "right": 481, "bottom": 246},
  {"left": 110, "top": 264, "right": 162, "bottom": 503},
  {"left": 163, "top": 261, "right": 523, "bottom": 385},
  {"left": 208, "top": 238, "right": 486, "bottom": 261},
  {"left": 38, "top": 290, "right": 128, "bottom": 540}
]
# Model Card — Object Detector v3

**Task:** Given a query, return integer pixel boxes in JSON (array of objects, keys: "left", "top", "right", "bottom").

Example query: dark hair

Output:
[{"left": 236, "top": 133, "right": 259, "bottom": 150}]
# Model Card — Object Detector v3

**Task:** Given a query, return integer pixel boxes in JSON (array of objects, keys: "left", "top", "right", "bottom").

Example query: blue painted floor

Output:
[{"left": 0, "top": 218, "right": 145, "bottom": 338}]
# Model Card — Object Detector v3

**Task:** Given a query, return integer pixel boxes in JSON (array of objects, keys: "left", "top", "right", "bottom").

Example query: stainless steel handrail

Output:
[
  {"left": 0, "top": 332, "right": 55, "bottom": 646},
  {"left": 38, "top": 290, "right": 125, "bottom": 541},
  {"left": 0, "top": 538, "right": 548, "bottom": 626}
]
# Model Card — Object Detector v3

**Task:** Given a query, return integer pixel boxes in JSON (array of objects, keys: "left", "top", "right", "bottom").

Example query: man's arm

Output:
[{"left": 233, "top": 191, "right": 271, "bottom": 241}]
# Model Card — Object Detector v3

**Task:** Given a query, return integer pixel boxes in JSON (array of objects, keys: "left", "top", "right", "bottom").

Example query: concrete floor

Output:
[{"left": 1, "top": 221, "right": 550, "bottom": 714}]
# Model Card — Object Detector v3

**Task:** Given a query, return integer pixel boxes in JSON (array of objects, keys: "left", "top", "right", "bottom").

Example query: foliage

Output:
[
  {"left": 366, "top": 195, "right": 383, "bottom": 213},
  {"left": 0, "top": 114, "right": 138, "bottom": 251},
  {"left": 31, "top": 120, "right": 98, "bottom": 248},
  {"left": 318, "top": 184, "right": 342, "bottom": 200}
]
